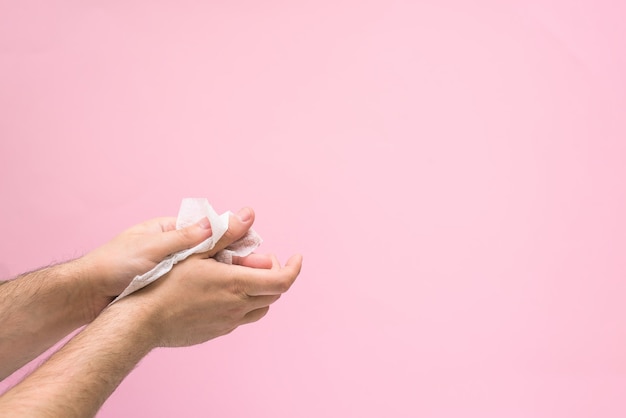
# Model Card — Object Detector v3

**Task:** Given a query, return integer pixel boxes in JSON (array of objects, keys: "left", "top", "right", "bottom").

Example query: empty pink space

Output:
[{"left": 1, "top": 1, "right": 625, "bottom": 417}]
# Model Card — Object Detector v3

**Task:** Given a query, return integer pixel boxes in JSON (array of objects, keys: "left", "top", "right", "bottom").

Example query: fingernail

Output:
[
  {"left": 197, "top": 217, "right": 212, "bottom": 230},
  {"left": 237, "top": 208, "right": 251, "bottom": 222}
]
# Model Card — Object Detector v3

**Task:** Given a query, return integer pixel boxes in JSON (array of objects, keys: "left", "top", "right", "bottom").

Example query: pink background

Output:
[{"left": 1, "top": 1, "right": 625, "bottom": 417}]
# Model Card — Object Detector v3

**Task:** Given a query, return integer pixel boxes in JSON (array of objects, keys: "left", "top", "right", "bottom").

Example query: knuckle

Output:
[
  {"left": 278, "top": 269, "right": 298, "bottom": 292},
  {"left": 229, "top": 276, "right": 248, "bottom": 298},
  {"left": 221, "top": 225, "right": 242, "bottom": 245},
  {"left": 275, "top": 275, "right": 292, "bottom": 293},
  {"left": 223, "top": 226, "right": 237, "bottom": 240},
  {"left": 176, "top": 227, "right": 195, "bottom": 246},
  {"left": 222, "top": 217, "right": 248, "bottom": 243}
]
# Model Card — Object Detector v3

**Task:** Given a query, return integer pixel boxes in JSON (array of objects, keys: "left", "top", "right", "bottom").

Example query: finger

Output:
[
  {"left": 241, "top": 254, "right": 303, "bottom": 296},
  {"left": 137, "top": 217, "right": 178, "bottom": 232},
  {"left": 240, "top": 306, "right": 270, "bottom": 325},
  {"left": 154, "top": 217, "right": 178, "bottom": 232},
  {"left": 204, "top": 207, "right": 255, "bottom": 257},
  {"left": 285, "top": 253, "right": 303, "bottom": 271},
  {"left": 149, "top": 217, "right": 213, "bottom": 259},
  {"left": 232, "top": 253, "right": 273, "bottom": 269},
  {"left": 272, "top": 254, "right": 283, "bottom": 270}
]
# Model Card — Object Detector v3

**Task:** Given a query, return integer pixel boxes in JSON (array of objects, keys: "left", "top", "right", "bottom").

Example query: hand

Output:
[
  {"left": 116, "top": 253, "right": 303, "bottom": 348},
  {"left": 80, "top": 207, "right": 266, "bottom": 320}
]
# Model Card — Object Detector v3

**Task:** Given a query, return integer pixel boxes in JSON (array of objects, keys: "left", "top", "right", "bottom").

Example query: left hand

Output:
[{"left": 79, "top": 207, "right": 270, "bottom": 320}]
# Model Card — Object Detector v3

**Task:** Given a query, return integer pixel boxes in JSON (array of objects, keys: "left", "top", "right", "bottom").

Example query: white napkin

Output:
[{"left": 112, "top": 198, "right": 262, "bottom": 302}]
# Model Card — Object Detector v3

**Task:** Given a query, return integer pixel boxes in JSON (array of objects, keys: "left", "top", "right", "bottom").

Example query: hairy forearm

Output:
[
  {"left": 0, "top": 301, "right": 154, "bottom": 418},
  {"left": 0, "top": 261, "right": 94, "bottom": 380}
]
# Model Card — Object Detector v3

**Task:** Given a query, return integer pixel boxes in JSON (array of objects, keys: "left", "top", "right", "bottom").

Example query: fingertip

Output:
[
  {"left": 188, "top": 220, "right": 213, "bottom": 242},
  {"left": 285, "top": 254, "right": 303, "bottom": 275},
  {"left": 286, "top": 254, "right": 303, "bottom": 266},
  {"left": 236, "top": 207, "right": 254, "bottom": 224},
  {"left": 196, "top": 216, "right": 212, "bottom": 231}
]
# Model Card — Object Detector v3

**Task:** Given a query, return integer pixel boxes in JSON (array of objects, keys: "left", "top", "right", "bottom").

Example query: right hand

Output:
[{"left": 120, "top": 253, "right": 303, "bottom": 348}]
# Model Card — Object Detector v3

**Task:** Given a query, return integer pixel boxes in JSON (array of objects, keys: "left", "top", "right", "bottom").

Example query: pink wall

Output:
[{"left": 1, "top": 1, "right": 625, "bottom": 417}]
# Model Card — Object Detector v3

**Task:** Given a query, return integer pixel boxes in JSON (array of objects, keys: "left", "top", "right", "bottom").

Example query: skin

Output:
[{"left": 0, "top": 207, "right": 302, "bottom": 417}]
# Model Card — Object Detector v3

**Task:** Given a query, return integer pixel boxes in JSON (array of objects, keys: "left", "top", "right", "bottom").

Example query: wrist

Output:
[
  {"left": 69, "top": 256, "right": 111, "bottom": 323},
  {"left": 102, "top": 296, "right": 161, "bottom": 351}
]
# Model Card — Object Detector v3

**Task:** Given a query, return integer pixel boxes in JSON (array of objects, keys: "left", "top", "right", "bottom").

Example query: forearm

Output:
[
  {"left": 0, "top": 300, "right": 154, "bottom": 418},
  {"left": 0, "top": 260, "right": 94, "bottom": 380}
]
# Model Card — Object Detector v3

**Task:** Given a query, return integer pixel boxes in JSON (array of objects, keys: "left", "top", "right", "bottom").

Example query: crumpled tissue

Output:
[{"left": 113, "top": 198, "right": 262, "bottom": 302}]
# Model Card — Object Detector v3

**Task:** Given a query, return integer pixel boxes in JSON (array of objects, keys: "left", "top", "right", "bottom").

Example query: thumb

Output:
[{"left": 151, "top": 217, "right": 213, "bottom": 259}]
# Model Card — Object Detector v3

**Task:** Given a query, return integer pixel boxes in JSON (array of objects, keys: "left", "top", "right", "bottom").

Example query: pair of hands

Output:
[{"left": 79, "top": 207, "right": 302, "bottom": 349}]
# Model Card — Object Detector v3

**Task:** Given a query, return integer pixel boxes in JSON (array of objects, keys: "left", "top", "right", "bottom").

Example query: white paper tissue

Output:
[{"left": 113, "top": 198, "right": 262, "bottom": 302}]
